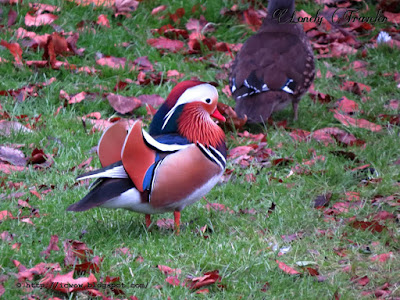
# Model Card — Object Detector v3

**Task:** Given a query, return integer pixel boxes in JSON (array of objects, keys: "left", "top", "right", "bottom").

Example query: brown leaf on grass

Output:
[
  {"left": 63, "top": 239, "right": 93, "bottom": 266},
  {"left": 40, "top": 235, "right": 60, "bottom": 259},
  {"left": 114, "top": 0, "right": 139, "bottom": 16},
  {"left": 43, "top": 33, "right": 70, "bottom": 66},
  {"left": 379, "top": 114, "right": 400, "bottom": 126},
  {"left": 41, "top": 271, "right": 97, "bottom": 293},
  {"left": 333, "top": 97, "right": 359, "bottom": 115},
  {"left": 151, "top": 5, "right": 167, "bottom": 15},
  {"left": 97, "top": 14, "right": 110, "bottom": 27},
  {"left": 186, "top": 270, "right": 221, "bottom": 290},
  {"left": 25, "top": 12, "right": 58, "bottom": 27},
  {"left": 351, "top": 275, "right": 369, "bottom": 286},
  {"left": 205, "top": 203, "right": 234, "bottom": 214},
  {"left": 169, "top": 7, "right": 185, "bottom": 23},
  {"left": 333, "top": 112, "right": 382, "bottom": 132},
  {"left": 165, "top": 276, "right": 180, "bottom": 286},
  {"left": 157, "top": 265, "right": 181, "bottom": 276},
  {"left": 29, "top": 2, "right": 61, "bottom": 14},
  {"left": 186, "top": 15, "right": 215, "bottom": 34},
  {"left": 74, "top": 256, "right": 103, "bottom": 273},
  {"left": 107, "top": 93, "right": 142, "bottom": 114},
  {"left": 133, "top": 56, "right": 154, "bottom": 72},
  {"left": 276, "top": 260, "right": 301, "bottom": 275},
  {"left": 384, "top": 99, "right": 399, "bottom": 110},
  {"left": 0, "top": 145, "right": 26, "bottom": 166},
  {"left": 96, "top": 55, "right": 127, "bottom": 69},
  {"left": 147, "top": 37, "right": 185, "bottom": 52},
  {"left": 7, "top": 8, "right": 17, "bottom": 26},
  {"left": 370, "top": 252, "right": 393, "bottom": 262},
  {"left": 349, "top": 220, "right": 385, "bottom": 233},
  {"left": 290, "top": 129, "right": 311, "bottom": 142},
  {"left": 28, "top": 148, "right": 47, "bottom": 164},
  {"left": 136, "top": 94, "right": 164, "bottom": 107},
  {"left": 0, "top": 121, "right": 33, "bottom": 136},
  {"left": 312, "top": 127, "right": 364, "bottom": 146},
  {"left": 384, "top": 11, "right": 400, "bottom": 23},
  {"left": 313, "top": 193, "right": 332, "bottom": 209},
  {"left": 0, "top": 40, "right": 23, "bottom": 65},
  {"left": 340, "top": 81, "right": 371, "bottom": 95},
  {"left": 0, "top": 210, "right": 14, "bottom": 222},
  {"left": 217, "top": 102, "right": 246, "bottom": 130},
  {"left": 15, "top": 262, "right": 61, "bottom": 282}
]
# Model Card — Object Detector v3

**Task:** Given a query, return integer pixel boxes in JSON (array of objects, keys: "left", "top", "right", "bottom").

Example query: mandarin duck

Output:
[
  {"left": 67, "top": 81, "right": 227, "bottom": 234},
  {"left": 230, "top": 0, "right": 315, "bottom": 123}
]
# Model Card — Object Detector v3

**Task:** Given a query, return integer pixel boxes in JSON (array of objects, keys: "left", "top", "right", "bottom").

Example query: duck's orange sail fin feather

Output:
[
  {"left": 98, "top": 121, "right": 128, "bottom": 167},
  {"left": 121, "top": 120, "right": 156, "bottom": 192}
]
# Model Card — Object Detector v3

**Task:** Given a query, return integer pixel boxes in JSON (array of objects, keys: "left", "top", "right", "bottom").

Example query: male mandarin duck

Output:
[
  {"left": 67, "top": 81, "right": 227, "bottom": 234},
  {"left": 230, "top": 0, "right": 315, "bottom": 123}
]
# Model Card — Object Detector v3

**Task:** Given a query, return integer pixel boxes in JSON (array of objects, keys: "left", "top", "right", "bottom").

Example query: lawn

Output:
[{"left": 0, "top": 0, "right": 399, "bottom": 299}]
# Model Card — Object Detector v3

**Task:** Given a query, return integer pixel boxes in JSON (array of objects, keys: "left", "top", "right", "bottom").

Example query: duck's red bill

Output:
[{"left": 211, "top": 108, "right": 226, "bottom": 122}]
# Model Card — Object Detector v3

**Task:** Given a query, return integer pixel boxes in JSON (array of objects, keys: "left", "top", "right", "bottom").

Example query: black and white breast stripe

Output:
[
  {"left": 232, "top": 72, "right": 296, "bottom": 99},
  {"left": 197, "top": 143, "right": 226, "bottom": 171},
  {"left": 142, "top": 129, "right": 189, "bottom": 153}
]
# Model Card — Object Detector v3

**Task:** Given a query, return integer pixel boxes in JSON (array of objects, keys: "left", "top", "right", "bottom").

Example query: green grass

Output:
[{"left": 1, "top": 0, "right": 400, "bottom": 299}]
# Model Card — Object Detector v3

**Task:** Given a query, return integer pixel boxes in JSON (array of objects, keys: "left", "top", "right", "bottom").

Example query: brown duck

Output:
[{"left": 230, "top": 0, "right": 315, "bottom": 123}]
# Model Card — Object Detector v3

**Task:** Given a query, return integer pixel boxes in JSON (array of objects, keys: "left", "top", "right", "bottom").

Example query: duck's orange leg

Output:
[
  {"left": 145, "top": 214, "right": 151, "bottom": 228},
  {"left": 174, "top": 211, "right": 180, "bottom": 235}
]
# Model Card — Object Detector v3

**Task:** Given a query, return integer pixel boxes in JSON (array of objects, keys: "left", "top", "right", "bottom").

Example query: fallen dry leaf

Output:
[
  {"left": 107, "top": 93, "right": 141, "bottom": 114},
  {"left": 0, "top": 40, "right": 23, "bottom": 65},
  {"left": 25, "top": 12, "right": 58, "bottom": 27},
  {"left": 333, "top": 112, "right": 382, "bottom": 132},
  {"left": 276, "top": 260, "right": 301, "bottom": 275},
  {"left": 147, "top": 37, "right": 185, "bottom": 52},
  {"left": 40, "top": 271, "right": 97, "bottom": 293}
]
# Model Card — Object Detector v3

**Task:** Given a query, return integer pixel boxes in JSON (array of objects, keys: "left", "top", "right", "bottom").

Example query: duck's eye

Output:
[{"left": 205, "top": 98, "right": 211, "bottom": 104}]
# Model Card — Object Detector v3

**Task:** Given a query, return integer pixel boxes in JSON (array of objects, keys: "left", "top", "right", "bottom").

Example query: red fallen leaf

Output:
[
  {"left": 97, "top": 14, "right": 110, "bottom": 28},
  {"left": 74, "top": 256, "right": 103, "bottom": 273},
  {"left": 156, "top": 218, "right": 175, "bottom": 230},
  {"left": 28, "top": 148, "right": 47, "bottom": 164},
  {"left": 290, "top": 129, "right": 311, "bottom": 142},
  {"left": 67, "top": 0, "right": 113, "bottom": 7},
  {"left": 0, "top": 163, "right": 26, "bottom": 174},
  {"left": 243, "top": 7, "right": 265, "bottom": 32},
  {"left": 1, "top": 231, "right": 13, "bottom": 242},
  {"left": 0, "top": 120, "right": 33, "bottom": 136},
  {"left": 25, "top": 12, "right": 58, "bottom": 27},
  {"left": 169, "top": 7, "right": 185, "bottom": 23},
  {"left": 333, "top": 112, "right": 382, "bottom": 132},
  {"left": 133, "top": 56, "right": 154, "bottom": 72},
  {"left": 352, "top": 275, "right": 369, "bottom": 286},
  {"left": 372, "top": 211, "right": 395, "bottom": 221},
  {"left": 29, "top": 2, "right": 61, "bottom": 14},
  {"left": 384, "top": 11, "right": 400, "bottom": 23},
  {"left": 157, "top": 265, "right": 181, "bottom": 276},
  {"left": 297, "top": 10, "right": 318, "bottom": 32},
  {"left": 63, "top": 239, "right": 93, "bottom": 266},
  {"left": 0, "top": 210, "right": 14, "bottom": 222},
  {"left": 370, "top": 252, "right": 393, "bottom": 263},
  {"left": 281, "top": 231, "right": 304, "bottom": 242},
  {"left": 245, "top": 173, "right": 256, "bottom": 182},
  {"left": 16, "top": 262, "right": 61, "bottom": 282},
  {"left": 384, "top": 99, "right": 400, "bottom": 110},
  {"left": 0, "top": 145, "right": 26, "bottom": 166},
  {"left": 147, "top": 37, "right": 185, "bottom": 52},
  {"left": 186, "top": 16, "right": 215, "bottom": 34},
  {"left": 276, "top": 260, "right": 301, "bottom": 275},
  {"left": 334, "top": 97, "right": 359, "bottom": 114},
  {"left": 333, "top": 248, "right": 347, "bottom": 257},
  {"left": 136, "top": 94, "right": 164, "bottom": 107},
  {"left": 0, "top": 284, "right": 4, "bottom": 297},
  {"left": 305, "top": 267, "right": 319, "bottom": 276},
  {"left": 96, "top": 55, "right": 127, "bottom": 69},
  {"left": 40, "top": 271, "right": 97, "bottom": 293},
  {"left": 40, "top": 235, "right": 60, "bottom": 259},
  {"left": 340, "top": 81, "right": 371, "bottom": 95},
  {"left": 379, "top": 114, "right": 400, "bottom": 126},
  {"left": 329, "top": 42, "right": 357, "bottom": 58},
  {"left": 349, "top": 220, "right": 385, "bottom": 233},
  {"left": 21, "top": 217, "right": 35, "bottom": 226},
  {"left": 237, "top": 131, "right": 267, "bottom": 142},
  {"left": 313, "top": 127, "right": 364, "bottom": 146},
  {"left": 165, "top": 276, "right": 180, "bottom": 286},
  {"left": 151, "top": 5, "right": 167, "bottom": 15},
  {"left": 187, "top": 270, "right": 221, "bottom": 290},
  {"left": 114, "top": 0, "right": 139, "bottom": 16},
  {"left": 0, "top": 40, "right": 23, "bottom": 65},
  {"left": 196, "top": 288, "right": 209, "bottom": 294},
  {"left": 8, "top": 9, "right": 18, "bottom": 26},
  {"left": 217, "top": 103, "right": 246, "bottom": 130},
  {"left": 228, "top": 145, "right": 256, "bottom": 158},
  {"left": 313, "top": 193, "right": 332, "bottom": 208},
  {"left": 205, "top": 203, "right": 234, "bottom": 214},
  {"left": 107, "top": 93, "right": 141, "bottom": 114},
  {"left": 166, "top": 69, "right": 183, "bottom": 79}
]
